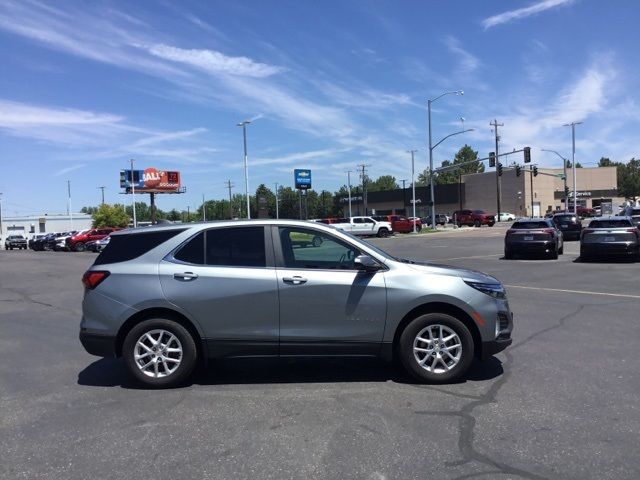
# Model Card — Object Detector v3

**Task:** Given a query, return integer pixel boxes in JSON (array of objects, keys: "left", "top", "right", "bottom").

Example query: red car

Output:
[
  {"left": 66, "top": 227, "right": 120, "bottom": 252},
  {"left": 372, "top": 215, "right": 422, "bottom": 233},
  {"left": 453, "top": 210, "right": 496, "bottom": 227}
]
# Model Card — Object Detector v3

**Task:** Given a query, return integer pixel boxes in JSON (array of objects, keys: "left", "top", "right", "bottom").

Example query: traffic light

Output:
[
  {"left": 565, "top": 186, "right": 570, "bottom": 196},
  {"left": 523, "top": 146, "right": 531, "bottom": 163},
  {"left": 533, "top": 166, "right": 538, "bottom": 177},
  {"left": 515, "top": 165, "right": 522, "bottom": 177},
  {"left": 489, "top": 152, "right": 496, "bottom": 168},
  {"left": 497, "top": 162, "right": 503, "bottom": 176}
]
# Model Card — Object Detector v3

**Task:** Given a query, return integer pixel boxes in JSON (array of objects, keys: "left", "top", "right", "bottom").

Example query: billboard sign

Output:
[
  {"left": 120, "top": 168, "right": 181, "bottom": 192},
  {"left": 294, "top": 169, "right": 312, "bottom": 190}
]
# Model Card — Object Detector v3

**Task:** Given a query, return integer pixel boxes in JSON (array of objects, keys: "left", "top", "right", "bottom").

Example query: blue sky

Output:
[{"left": 0, "top": 0, "right": 639, "bottom": 215}]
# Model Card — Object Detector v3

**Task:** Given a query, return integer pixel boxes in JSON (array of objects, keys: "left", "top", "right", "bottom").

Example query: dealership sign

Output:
[
  {"left": 120, "top": 168, "right": 181, "bottom": 192},
  {"left": 294, "top": 169, "right": 312, "bottom": 190}
]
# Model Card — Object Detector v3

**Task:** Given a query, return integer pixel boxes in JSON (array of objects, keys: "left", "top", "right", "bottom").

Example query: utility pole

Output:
[
  {"left": 202, "top": 193, "right": 206, "bottom": 221},
  {"left": 357, "top": 164, "right": 371, "bottom": 215},
  {"left": 225, "top": 180, "right": 234, "bottom": 219},
  {"left": 274, "top": 182, "right": 279, "bottom": 219},
  {"left": 237, "top": 120, "right": 252, "bottom": 219},
  {"left": 530, "top": 165, "right": 534, "bottom": 216},
  {"left": 490, "top": 119, "right": 504, "bottom": 220},
  {"left": 347, "top": 171, "right": 353, "bottom": 218},
  {"left": 130, "top": 159, "right": 137, "bottom": 228},
  {"left": 564, "top": 122, "right": 583, "bottom": 215},
  {"left": 67, "top": 180, "right": 73, "bottom": 230},
  {"left": 0, "top": 193, "right": 3, "bottom": 239},
  {"left": 98, "top": 186, "right": 106, "bottom": 205}
]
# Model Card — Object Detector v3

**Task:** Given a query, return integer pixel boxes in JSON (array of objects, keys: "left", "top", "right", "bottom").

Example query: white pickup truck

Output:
[{"left": 334, "top": 216, "right": 393, "bottom": 237}]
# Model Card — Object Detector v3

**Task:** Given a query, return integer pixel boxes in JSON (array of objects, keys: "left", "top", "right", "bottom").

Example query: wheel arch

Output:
[
  {"left": 391, "top": 302, "right": 483, "bottom": 360},
  {"left": 115, "top": 307, "right": 206, "bottom": 363}
]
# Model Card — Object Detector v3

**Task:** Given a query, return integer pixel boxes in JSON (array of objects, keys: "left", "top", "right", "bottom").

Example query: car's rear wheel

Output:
[
  {"left": 504, "top": 248, "right": 514, "bottom": 259},
  {"left": 416, "top": 225, "right": 422, "bottom": 232},
  {"left": 549, "top": 245, "right": 559, "bottom": 259},
  {"left": 399, "top": 313, "right": 474, "bottom": 383},
  {"left": 74, "top": 242, "right": 85, "bottom": 252},
  {"left": 312, "top": 235, "right": 323, "bottom": 247},
  {"left": 123, "top": 318, "right": 197, "bottom": 388},
  {"left": 488, "top": 222, "right": 495, "bottom": 227},
  {"left": 474, "top": 220, "right": 481, "bottom": 228},
  {"left": 377, "top": 228, "right": 389, "bottom": 238},
  {"left": 558, "top": 244, "right": 564, "bottom": 255}
]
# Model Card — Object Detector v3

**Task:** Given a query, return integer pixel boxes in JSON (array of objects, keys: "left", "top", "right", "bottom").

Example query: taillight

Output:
[
  {"left": 543, "top": 228, "right": 555, "bottom": 235},
  {"left": 506, "top": 229, "right": 516, "bottom": 235},
  {"left": 82, "top": 270, "right": 110, "bottom": 290},
  {"left": 625, "top": 228, "right": 637, "bottom": 233}
]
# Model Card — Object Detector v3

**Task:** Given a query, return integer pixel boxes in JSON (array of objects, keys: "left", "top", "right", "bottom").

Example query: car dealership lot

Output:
[{"left": 1, "top": 228, "right": 639, "bottom": 480}]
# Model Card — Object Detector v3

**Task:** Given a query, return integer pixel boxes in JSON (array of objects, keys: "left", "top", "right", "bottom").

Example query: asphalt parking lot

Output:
[{"left": 2, "top": 225, "right": 639, "bottom": 480}]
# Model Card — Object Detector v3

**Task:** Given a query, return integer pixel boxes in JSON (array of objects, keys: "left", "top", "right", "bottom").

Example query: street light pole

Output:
[
  {"left": 67, "top": 180, "right": 73, "bottom": 230},
  {"left": 541, "top": 149, "right": 569, "bottom": 210},
  {"left": 237, "top": 120, "right": 252, "bottom": 219},
  {"left": 428, "top": 90, "right": 464, "bottom": 230},
  {"left": 98, "top": 186, "right": 106, "bottom": 205},
  {"left": 274, "top": 182, "right": 279, "bottom": 219},
  {"left": 347, "top": 171, "right": 353, "bottom": 218},
  {"left": 130, "top": 158, "right": 137, "bottom": 228},
  {"left": 202, "top": 193, "right": 206, "bottom": 221},
  {"left": 563, "top": 122, "right": 583, "bottom": 214},
  {"left": 407, "top": 150, "right": 418, "bottom": 233}
]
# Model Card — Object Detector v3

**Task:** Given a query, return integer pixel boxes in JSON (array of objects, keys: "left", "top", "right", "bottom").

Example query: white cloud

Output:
[
  {"left": 53, "top": 163, "right": 86, "bottom": 177},
  {"left": 251, "top": 148, "right": 348, "bottom": 167},
  {"left": 444, "top": 36, "right": 480, "bottom": 74},
  {"left": 482, "top": 0, "right": 575, "bottom": 29},
  {"left": 148, "top": 44, "right": 283, "bottom": 78}
]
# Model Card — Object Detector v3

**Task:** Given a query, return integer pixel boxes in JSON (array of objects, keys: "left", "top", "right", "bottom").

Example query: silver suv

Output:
[{"left": 80, "top": 220, "right": 513, "bottom": 387}]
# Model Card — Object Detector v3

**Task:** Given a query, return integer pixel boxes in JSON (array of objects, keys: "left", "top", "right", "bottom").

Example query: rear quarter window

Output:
[{"left": 94, "top": 229, "right": 186, "bottom": 265}]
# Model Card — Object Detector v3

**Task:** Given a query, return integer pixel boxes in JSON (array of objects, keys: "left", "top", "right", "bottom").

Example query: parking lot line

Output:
[
  {"left": 505, "top": 284, "right": 640, "bottom": 299},
  {"left": 438, "top": 254, "right": 503, "bottom": 260}
]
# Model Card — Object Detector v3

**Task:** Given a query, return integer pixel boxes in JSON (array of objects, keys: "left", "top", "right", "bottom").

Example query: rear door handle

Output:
[
  {"left": 283, "top": 276, "right": 307, "bottom": 285},
  {"left": 174, "top": 272, "right": 198, "bottom": 281}
]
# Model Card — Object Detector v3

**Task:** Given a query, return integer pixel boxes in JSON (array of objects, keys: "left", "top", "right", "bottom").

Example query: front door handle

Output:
[
  {"left": 174, "top": 272, "right": 198, "bottom": 281},
  {"left": 283, "top": 276, "right": 307, "bottom": 285}
]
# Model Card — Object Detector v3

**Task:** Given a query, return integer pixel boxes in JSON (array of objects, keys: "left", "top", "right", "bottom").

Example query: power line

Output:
[{"left": 357, "top": 163, "right": 371, "bottom": 215}]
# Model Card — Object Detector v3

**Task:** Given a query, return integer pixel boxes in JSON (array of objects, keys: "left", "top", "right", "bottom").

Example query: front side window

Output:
[
  {"left": 279, "top": 227, "right": 361, "bottom": 270},
  {"left": 364, "top": 218, "right": 375, "bottom": 224}
]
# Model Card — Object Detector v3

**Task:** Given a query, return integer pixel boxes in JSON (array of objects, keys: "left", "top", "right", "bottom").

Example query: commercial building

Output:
[
  {"left": 336, "top": 166, "right": 622, "bottom": 218},
  {"left": 0, "top": 213, "right": 92, "bottom": 240}
]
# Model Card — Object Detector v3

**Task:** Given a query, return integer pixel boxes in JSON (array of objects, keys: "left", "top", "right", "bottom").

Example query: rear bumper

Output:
[
  {"left": 506, "top": 241, "right": 555, "bottom": 252},
  {"left": 79, "top": 330, "right": 116, "bottom": 357},
  {"left": 581, "top": 243, "right": 639, "bottom": 256}
]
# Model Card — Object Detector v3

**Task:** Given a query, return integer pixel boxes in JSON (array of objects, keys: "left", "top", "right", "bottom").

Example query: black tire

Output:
[
  {"left": 377, "top": 228, "right": 389, "bottom": 238},
  {"left": 474, "top": 219, "right": 481, "bottom": 228},
  {"left": 312, "top": 235, "right": 323, "bottom": 247},
  {"left": 123, "top": 318, "right": 198, "bottom": 388},
  {"left": 558, "top": 244, "right": 564, "bottom": 255},
  {"left": 74, "top": 242, "right": 85, "bottom": 252},
  {"left": 580, "top": 250, "right": 590, "bottom": 262},
  {"left": 504, "top": 248, "right": 514, "bottom": 260},
  {"left": 488, "top": 222, "right": 495, "bottom": 227},
  {"left": 398, "top": 313, "right": 474, "bottom": 384},
  {"left": 456, "top": 221, "right": 461, "bottom": 227},
  {"left": 416, "top": 225, "right": 422, "bottom": 232}
]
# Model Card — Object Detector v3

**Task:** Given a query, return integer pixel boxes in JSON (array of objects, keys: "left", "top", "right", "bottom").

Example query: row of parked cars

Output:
[
  {"left": 504, "top": 208, "right": 640, "bottom": 261},
  {"left": 24, "top": 227, "right": 119, "bottom": 253}
]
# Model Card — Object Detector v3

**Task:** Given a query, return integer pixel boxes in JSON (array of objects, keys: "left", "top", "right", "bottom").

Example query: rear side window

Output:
[
  {"left": 511, "top": 221, "right": 550, "bottom": 229},
  {"left": 174, "top": 232, "right": 205, "bottom": 264},
  {"left": 205, "top": 227, "right": 266, "bottom": 267},
  {"left": 94, "top": 229, "right": 185, "bottom": 265},
  {"left": 589, "top": 219, "right": 632, "bottom": 228}
]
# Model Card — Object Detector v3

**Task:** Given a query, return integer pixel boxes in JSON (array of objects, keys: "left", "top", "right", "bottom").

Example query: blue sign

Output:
[
  {"left": 294, "top": 169, "right": 312, "bottom": 190},
  {"left": 120, "top": 169, "right": 145, "bottom": 188}
]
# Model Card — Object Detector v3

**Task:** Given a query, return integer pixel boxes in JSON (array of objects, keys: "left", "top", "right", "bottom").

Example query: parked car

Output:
[
  {"left": 88, "top": 235, "right": 111, "bottom": 252},
  {"left": 332, "top": 216, "right": 393, "bottom": 237},
  {"left": 421, "top": 214, "right": 448, "bottom": 226},
  {"left": 580, "top": 217, "right": 640, "bottom": 261},
  {"left": 372, "top": 215, "right": 421, "bottom": 233},
  {"left": 498, "top": 212, "right": 516, "bottom": 222},
  {"left": 67, "top": 227, "right": 120, "bottom": 252},
  {"left": 32, "top": 233, "right": 58, "bottom": 251},
  {"left": 504, "top": 218, "right": 564, "bottom": 259},
  {"left": 29, "top": 234, "right": 46, "bottom": 250},
  {"left": 53, "top": 230, "right": 80, "bottom": 251},
  {"left": 4, "top": 234, "right": 28, "bottom": 250},
  {"left": 552, "top": 213, "right": 582, "bottom": 241},
  {"left": 318, "top": 217, "right": 350, "bottom": 225},
  {"left": 622, "top": 206, "right": 640, "bottom": 229},
  {"left": 453, "top": 210, "right": 496, "bottom": 227},
  {"left": 79, "top": 220, "right": 513, "bottom": 387},
  {"left": 575, "top": 206, "right": 595, "bottom": 218}
]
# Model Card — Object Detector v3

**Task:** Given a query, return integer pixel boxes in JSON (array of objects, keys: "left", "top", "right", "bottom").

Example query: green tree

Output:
[
  {"left": 418, "top": 145, "right": 483, "bottom": 185},
  {"left": 368, "top": 175, "right": 398, "bottom": 192},
  {"left": 92, "top": 203, "right": 130, "bottom": 228}
]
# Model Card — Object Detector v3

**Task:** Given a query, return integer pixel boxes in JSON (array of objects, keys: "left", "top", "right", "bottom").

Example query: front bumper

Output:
[
  {"left": 79, "top": 330, "right": 116, "bottom": 357},
  {"left": 481, "top": 337, "right": 513, "bottom": 360}
]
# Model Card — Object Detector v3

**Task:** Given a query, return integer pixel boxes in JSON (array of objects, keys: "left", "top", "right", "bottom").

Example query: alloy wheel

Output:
[
  {"left": 412, "top": 324, "right": 462, "bottom": 374},
  {"left": 134, "top": 329, "right": 183, "bottom": 378}
]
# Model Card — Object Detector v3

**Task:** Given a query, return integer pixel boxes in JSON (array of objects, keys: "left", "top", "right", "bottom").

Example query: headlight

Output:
[{"left": 464, "top": 280, "right": 506, "bottom": 300}]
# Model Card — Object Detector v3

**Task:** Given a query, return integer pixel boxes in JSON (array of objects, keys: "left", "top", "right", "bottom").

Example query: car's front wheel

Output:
[
  {"left": 474, "top": 219, "right": 481, "bottom": 227},
  {"left": 74, "top": 242, "right": 85, "bottom": 252},
  {"left": 123, "top": 318, "right": 198, "bottom": 388},
  {"left": 377, "top": 228, "right": 390, "bottom": 238},
  {"left": 399, "top": 313, "right": 474, "bottom": 383}
]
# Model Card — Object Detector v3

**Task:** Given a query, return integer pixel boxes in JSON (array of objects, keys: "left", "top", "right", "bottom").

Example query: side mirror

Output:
[{"left": 354, "top": 255, "right": 382, "bottom": 272}]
